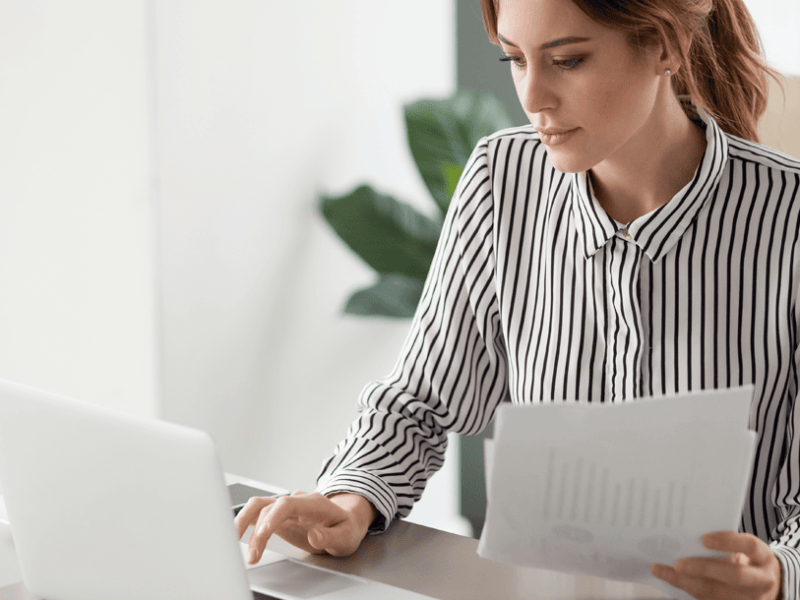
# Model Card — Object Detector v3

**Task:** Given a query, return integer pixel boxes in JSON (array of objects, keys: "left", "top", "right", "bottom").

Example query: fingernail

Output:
[{"left": 248, "top": 548, "right": 258, "bottom": 564}]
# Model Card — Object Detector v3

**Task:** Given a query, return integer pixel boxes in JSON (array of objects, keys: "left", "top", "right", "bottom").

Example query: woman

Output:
[{"left": 237, "top": 0, "right": 798, "bottom": 598}]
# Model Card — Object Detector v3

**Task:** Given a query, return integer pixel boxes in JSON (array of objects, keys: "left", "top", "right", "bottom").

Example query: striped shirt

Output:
[{"left": 316, "top": 98, "right": 800, "bottom": 596}]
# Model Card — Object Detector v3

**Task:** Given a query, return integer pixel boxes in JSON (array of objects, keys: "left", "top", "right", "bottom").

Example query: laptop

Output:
[{"left": 0, "top": 378, "right": 432, "bottom": 599}]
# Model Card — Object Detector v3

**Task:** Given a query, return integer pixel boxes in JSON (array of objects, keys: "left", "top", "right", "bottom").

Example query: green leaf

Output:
[
  {"left": 319, "top": 184, "right": 441, "bottom": 282},
  {"left": 344, "top": 274, "right": 425, "bottom": 318},
  {"left": 405, "top": 89, "right": 514, "bottom": 216},
  {"left": 441, "top": 161, "right": 464, "bottom": 199}
]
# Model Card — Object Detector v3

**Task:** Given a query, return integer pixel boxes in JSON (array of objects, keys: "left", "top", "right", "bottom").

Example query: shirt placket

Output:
[{"left": 605, "top": 234, "right": 644, "bottom": 400}]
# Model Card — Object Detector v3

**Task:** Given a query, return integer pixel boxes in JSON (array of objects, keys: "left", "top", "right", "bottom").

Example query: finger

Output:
[
  {"left": 673, "top": 556, "right": 762, "bottom": 588},
  {"left": 247, "top": 503, "right": 280, "bottom": 564},
  {"left": 249, "top": 494, "right": 352, "bottom": 562},
  {"left": 249, "top": 495, "right": 315, "bottom": 562},
  {"left": 307, "top": 523, "right": 360, "bottom": 558},
  {"left": 652, "top": 564, "right": 744, "bottom": 600},
  {"left": 269, "top": 493, "right": 349, "bottom": 531},
  {"left": 256, "top": 495, "right": 304, "bottom": 537},
  {"left": 702, "top": 532, "right": 774, "bottom": 566},
  {"left": 307, "top": 528, "right": 326, "bottom": 550},
  {"left": 730, "top": 552, "right": 750, "bottom": 566},
  {"left": 235, "top": 496, "right": 276, "bottom": 538}
]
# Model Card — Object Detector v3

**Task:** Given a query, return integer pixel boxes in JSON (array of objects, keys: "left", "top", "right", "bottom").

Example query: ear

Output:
[
  {"left": 660, "top": 32, "right": 693, "bottom": 77},
  {"left": 634, "top": 36, "right": 671, "bottom": 75},
  {"left": 629, "top": 33, "right": 681, "bottom": 76}
]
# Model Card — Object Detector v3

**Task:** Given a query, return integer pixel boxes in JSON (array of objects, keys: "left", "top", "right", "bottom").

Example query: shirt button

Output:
[{"left": 622, "top": 226, "right": 632, "bottom": 239}]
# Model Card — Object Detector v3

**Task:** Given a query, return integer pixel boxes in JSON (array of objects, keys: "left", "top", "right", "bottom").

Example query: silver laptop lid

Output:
[{"left": 0, "top": 378, "right": 252, "bottom": 600}]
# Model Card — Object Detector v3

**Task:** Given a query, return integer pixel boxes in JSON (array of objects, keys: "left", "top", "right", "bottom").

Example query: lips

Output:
[
  {"left": 536, "top": 127, "right": 576, "bottom": 135},
  {"left": 537, "top": 127, "right": 579, "bottom": 147}
]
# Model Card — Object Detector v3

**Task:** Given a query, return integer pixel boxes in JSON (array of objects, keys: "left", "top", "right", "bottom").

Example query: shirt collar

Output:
[{"left": 571, "top": 97, "right": 729, "bottom": 262}]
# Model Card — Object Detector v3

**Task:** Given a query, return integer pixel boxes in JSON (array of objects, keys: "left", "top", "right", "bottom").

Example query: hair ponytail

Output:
[
  {"left": 480, "top": 0, "right": 787, "bottom": 144},
  {"left": 673, "top": 0, "right": 786, "bottom": 143}
]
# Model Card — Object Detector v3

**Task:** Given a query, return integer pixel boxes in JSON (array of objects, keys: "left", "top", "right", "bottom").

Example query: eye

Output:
[
  {"left": 499, "top": 55, "right": 525, "bottom": 69},
  {"left": 552, "top": 57, "right": 586, "bottom": 71},
  {"left": 499, "top": 55, "right": 587, "bottom": 72}
]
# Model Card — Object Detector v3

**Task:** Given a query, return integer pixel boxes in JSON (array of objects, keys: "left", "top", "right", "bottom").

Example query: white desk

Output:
[{"left": 0, "top": 474, "right": 669, "bottom": 600}]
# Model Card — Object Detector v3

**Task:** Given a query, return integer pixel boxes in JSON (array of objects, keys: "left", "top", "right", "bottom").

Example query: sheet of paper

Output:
[{"left": 477, "top": 386, "right": 757, "bottom": 600}]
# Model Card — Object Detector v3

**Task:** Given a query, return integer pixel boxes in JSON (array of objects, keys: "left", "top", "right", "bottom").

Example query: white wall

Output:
[
  {"left": 0, "top": 1, "right": 159, "bottom": 492},
  {"left": 759, "top": 74, "right": 800, "bottom": 159},
  {"left": 154, "top": 1, "right": 467, "bottom": 533},
  {"left": 0, "top": 3, "right": 158, "bottom": 412},
  {"left": 745, "top": 0, "right": 800, "bottom": 78}
]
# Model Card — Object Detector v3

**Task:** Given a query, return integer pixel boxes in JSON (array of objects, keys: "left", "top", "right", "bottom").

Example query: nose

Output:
[{"left": 518, "top": 69, "right": 557, "bottom": 115}]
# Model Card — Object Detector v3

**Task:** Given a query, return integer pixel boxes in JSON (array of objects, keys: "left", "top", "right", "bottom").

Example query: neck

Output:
[{"left": 588, "top": 95, "right": 707, "bottom": 225}]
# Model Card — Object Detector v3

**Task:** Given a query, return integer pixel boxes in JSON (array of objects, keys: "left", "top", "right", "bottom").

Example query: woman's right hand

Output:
[{"left": 235, "top": 491, "right": 377, "bottom": 564}]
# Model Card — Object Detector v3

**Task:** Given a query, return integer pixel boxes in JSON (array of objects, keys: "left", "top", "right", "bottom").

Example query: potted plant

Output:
[{"left": 318, "top": 89, "right": 513, "bottom": 318}]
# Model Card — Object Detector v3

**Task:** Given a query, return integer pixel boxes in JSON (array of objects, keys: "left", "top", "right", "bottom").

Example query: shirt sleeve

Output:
[
  {"left": 770, "top": 338, "right": 800, "bottom": 600},
  {"left": 314, "top": 137, "right": 509, "bottom": 533}
]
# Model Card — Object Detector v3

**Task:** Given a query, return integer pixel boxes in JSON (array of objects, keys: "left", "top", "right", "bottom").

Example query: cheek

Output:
[
  {"left": 597, "top": 81, "right": 626, "bottom": 118},
  {"left": 596, "top": 69, "right": 655, "bottom": 123},
  {"left": 585, "top": 78, "right": 644, "bottom": 146}
]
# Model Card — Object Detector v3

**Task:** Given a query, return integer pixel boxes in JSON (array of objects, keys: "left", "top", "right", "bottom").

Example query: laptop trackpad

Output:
[{"left": 248, "top": 560, "right": 363, "bottom": 599}]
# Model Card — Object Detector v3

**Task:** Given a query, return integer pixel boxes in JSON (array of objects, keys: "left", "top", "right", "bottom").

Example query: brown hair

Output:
[{"left": 480, "top": 0, "right": 786, "bottom": 144}]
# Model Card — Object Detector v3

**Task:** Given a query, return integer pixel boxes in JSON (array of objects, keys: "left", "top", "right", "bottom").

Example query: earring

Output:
[{"left": 665, "top": 69, "right": 672, "bottom": 76}]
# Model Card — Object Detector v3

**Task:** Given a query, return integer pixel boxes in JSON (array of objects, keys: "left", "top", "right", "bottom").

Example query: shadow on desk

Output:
[
  {"left": 263, "top": 519, "right": 668, "bottom": 600},
  {"left": 0, "top": 581, "right": 287, "bottom": 600},
  {"left": 1, "top": 512, "right": 669, "bottom": 600},
  {"left": 0, "top": 580, "right": 666, "bottom": 600}
]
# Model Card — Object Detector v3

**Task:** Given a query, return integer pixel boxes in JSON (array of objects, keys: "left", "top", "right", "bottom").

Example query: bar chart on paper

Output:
[
  {"left": 540, "top": 449, "right": 689, "bottom": 562},
  {"left": 478, "top": 386, "right": 757, "bottom": 599}
]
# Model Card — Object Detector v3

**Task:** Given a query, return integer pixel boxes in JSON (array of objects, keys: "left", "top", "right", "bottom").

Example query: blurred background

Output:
[{"left": 0, "top": 0, "right": 797, "bottom": 537}]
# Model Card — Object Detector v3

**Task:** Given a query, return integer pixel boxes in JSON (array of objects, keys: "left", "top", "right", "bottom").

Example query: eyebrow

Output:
[{"left": 497, "top": 33, "right": 593, "bottom": 50}]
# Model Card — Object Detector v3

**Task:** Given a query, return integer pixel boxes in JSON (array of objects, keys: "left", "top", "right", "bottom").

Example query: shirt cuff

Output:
[
  {"left": 315, "top": 469, "right": 398, "bottom": 535},
  {"left": 770, "top": 543, "right": 800, "bottom": 600}
]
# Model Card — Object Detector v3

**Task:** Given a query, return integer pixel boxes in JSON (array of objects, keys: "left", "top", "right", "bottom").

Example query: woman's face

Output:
[{"left": 496, "top": 0, "right": 667, "bottom": 174}]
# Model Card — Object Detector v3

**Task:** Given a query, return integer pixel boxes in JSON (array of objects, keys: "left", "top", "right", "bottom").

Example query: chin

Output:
[{"left": 544, "top": 149, "right": 588, "bottom": 174}]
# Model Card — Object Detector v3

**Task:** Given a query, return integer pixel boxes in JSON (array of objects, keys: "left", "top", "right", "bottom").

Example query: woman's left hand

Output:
[{"left": 651, "top": 532, "right": 783, "bottom": 600}]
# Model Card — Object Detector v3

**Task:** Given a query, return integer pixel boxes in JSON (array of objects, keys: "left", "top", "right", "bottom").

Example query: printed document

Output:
[{"left": 477, "top": 386, "right": 757, "bottom": 600}]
